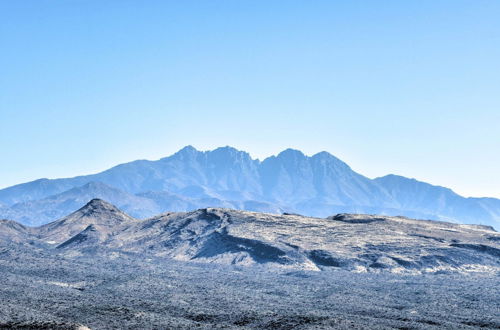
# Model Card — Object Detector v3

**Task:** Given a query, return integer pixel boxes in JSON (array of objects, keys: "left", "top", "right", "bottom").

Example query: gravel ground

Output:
[{"left": 0, "top": 246, "right": 498, "bottom": 329}]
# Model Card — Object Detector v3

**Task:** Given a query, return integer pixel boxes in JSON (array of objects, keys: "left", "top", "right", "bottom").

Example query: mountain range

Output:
[{"left": 0, "top": 146, "right": 499, "bottom": 229}]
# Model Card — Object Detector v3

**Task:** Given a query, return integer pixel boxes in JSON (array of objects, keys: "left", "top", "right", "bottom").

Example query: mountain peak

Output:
[
  {"left": 311, "top": 151, "right": 343, "bottom": 162},
  {"left": 276, "top": 148, "right": 306, "bottom": 160},
  {"left": 208, "top": 146, "right": 254, "bottom": 164},
  {"left": 167, "top": 145, "right": 200, "bottom": 160},
  {"left": 82, "top": 198, "right": 115, "bottom": 210},
  {"left": 74, "top": 198, "right": 136, "bottom": 221},
  {"left": 38, "top": 199, "right": 135, "bottom": 244},
  {"left": 311, "top": 151, "right": 341, "bottom": 161},
  {"left": 311, "top": 151, "right": 351, "bottom": 170},
  {"left": 178, "top": 145, "right": 198, "bottom": 153},
  {"left": 212, "top": 145, "right": 240, "bottom": 152},
  {"left": 210, "top": 146, "right": 247, "bottom": 156}
]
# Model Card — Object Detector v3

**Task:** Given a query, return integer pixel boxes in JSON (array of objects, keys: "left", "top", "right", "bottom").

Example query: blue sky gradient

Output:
[{"left": 1, "top": 1, "right": 499, "bottom": 197}]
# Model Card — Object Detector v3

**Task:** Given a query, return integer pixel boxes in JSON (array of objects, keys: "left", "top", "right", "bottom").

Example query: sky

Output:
[{"left": 0, "top": 0, "right": 499, "bottom": 198}]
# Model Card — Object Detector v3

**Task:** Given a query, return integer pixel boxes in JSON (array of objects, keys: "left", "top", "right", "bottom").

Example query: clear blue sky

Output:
[{"left": 1, "top": 1, "right": 499, "bottom": 198}]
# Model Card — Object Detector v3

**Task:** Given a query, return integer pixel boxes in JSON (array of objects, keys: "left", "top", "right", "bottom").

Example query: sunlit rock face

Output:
[{"left": 3, "top": 200, "right": 499, "bottom": 275}]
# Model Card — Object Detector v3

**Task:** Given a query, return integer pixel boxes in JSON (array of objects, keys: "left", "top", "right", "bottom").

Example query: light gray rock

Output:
[
  {"left": 1, "top": 199, "right": 498, "bottom": 329},
  {"left": 4, "top": 200, "right": 498, "bottom": 274}
]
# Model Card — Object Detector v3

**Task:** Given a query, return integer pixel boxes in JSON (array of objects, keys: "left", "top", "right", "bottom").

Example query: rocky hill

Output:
[
  {"left": 2, "top": 199, "right": 499, "bottom": 274},
  {"left": 1, "top": 199, "right": 499, "bottom": 328}
]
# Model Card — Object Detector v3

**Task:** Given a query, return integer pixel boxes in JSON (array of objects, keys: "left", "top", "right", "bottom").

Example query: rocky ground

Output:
[
  {"left": 0, "top": 200, "right": 499, "bottom": 329},
  {"left": 0, "top": 245, "right": 499, "bottom": 329}
]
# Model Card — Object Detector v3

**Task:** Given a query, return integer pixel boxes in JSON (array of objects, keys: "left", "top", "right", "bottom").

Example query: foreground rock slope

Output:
[
  {"left": 2, "top": 199, "right": 499, "bottom": 274},
  {"left": 2, "top": 249, "right": 498, "bottom": 329},
  {"left": 1, "top": 199, "right": 499, "bottom": 328}
]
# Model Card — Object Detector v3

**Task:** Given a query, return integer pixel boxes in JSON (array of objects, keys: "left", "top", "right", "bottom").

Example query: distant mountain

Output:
[
  {"left": 0, "top": 146, "right": 499, "bottom": 228},
  {"left": 0, "top": 182, "right": 157, "bottom": 226},
  {"left": 374, "top": 175, "right": 500, "bottom": 225},
  {"left": 3, "top": 200, "right": 500, "bottom": 274}
]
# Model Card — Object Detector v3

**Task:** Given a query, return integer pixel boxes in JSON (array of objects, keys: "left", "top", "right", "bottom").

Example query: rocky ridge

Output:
[{"left": 2, "top": 199, "right": 498, "bottom": 274}]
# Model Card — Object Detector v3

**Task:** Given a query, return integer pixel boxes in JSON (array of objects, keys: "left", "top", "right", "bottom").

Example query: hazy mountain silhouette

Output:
[{"left": 0, "top": 146, "right": 498, "bottom": 228}]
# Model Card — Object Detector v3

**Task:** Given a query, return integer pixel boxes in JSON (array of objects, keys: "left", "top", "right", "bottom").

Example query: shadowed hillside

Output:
[{"left": 3, "top": 199, "right": 498, "bottom": 275}]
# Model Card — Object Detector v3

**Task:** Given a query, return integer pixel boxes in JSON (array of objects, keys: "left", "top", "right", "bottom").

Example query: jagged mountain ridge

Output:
[
  {"left": 4, "top": 199, "right": 500, "bottom": 274},
  {"left": 0, "top": 146, "right": 499, "bottom": 228}
]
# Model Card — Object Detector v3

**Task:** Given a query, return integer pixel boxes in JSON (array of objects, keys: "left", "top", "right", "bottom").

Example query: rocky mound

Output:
[
  {"left": 37, "top": 199, "right": 136, "bottom": 245},
  {"left": 0, "top": 219, "right": 33, "bottom": 244},
  {"left": 2, "top": 200, "right": 499, "bottom": 274}
]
